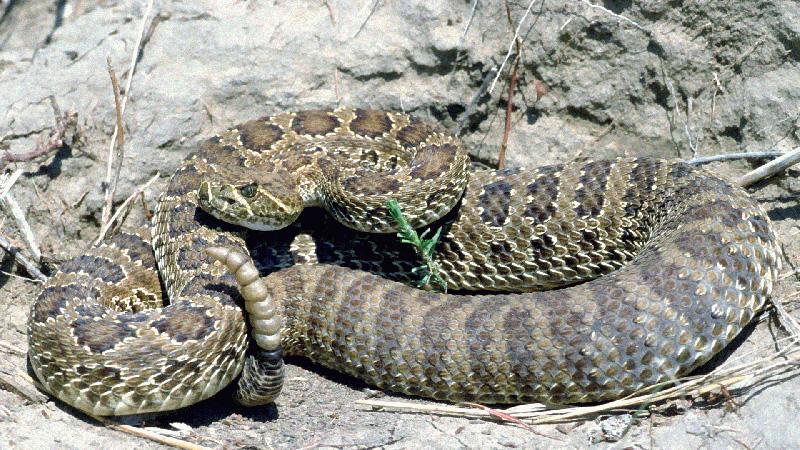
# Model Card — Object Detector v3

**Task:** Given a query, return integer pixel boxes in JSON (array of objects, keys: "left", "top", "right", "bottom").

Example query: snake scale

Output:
[{"left": 28, "top": 109, "right": 782, "bottom": 416}]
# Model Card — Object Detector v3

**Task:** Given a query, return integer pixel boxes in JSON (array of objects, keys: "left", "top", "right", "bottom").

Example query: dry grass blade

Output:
[
  {"left": 0, "top": 367, "right": 48, "bottom": 405},
  {"left": 453, "top": 66, "right": 497, "bottom": 135},
  {"left": 498, "top": 0, "right": 522, "bottom": 170},
  {"left": 0, "top": 168, "right": 22, "bottom": 200},
  {"left": 0, "top": 340, "right": 25, "bottom": 356},
  {"left": 90, "top": 415, "right": 214, "bottom": 450},
  {"left": 462, "top": 0, "right": 479, "bottom": 38},
  {"left": 0, "top": 169, "right": 41, "bottom": 266},
  {"left": 2, "top": 192, "right": 38, "bottom": 260},
  {"left": 353, "top": 0, "right": 380, "bottom": 39},
  {"left": 774, "top": 296, "right": 800, "bottom": 337},
  {"left": 100, "top": 0, "right": 155, "bottom": 229},
  {"left": 102, "top": 57, "right": 125, "bottom": 228},
  {"left": 688, "top": 151, "right": 788, "bottom": 165},
  {"left": 578, "top": 0, "right": 646, "bottom": 31},
  {"left": 461, "top": 402, "right": 560, "bottom": 439},
  {"left": 0, "top": 232, "right": 45, "bottom": 281},
  {"left": 489, "top": 0, "right": 537, "bottom": 94},
  {"left": 93, "top": 172, "right": 159, "bottom": 245}
]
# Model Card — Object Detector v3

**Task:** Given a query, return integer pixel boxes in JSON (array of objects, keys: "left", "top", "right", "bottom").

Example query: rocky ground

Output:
[{"left": 1, "top": 0, "right": 799, "bottom": 449}]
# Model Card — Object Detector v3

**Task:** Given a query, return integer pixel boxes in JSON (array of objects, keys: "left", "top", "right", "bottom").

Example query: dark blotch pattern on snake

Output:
[{"left": 27, "top": 109, "right": 782, "bottom": 415}]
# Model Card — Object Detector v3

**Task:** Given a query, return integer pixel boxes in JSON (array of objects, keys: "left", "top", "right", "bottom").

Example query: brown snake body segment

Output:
[{"left": 28, "top": 109, "right": 782, "bottom": 415}]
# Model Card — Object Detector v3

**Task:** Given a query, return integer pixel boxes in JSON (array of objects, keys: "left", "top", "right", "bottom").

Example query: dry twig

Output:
[
  {"left": 102, "top": 58, "right": 125, "bottom": 228},
  {"left": 0, "top": 96, "right": 77, "bottom": 169},
  {"left": 577, "top": 0, "right": 646, "bottom": 31},
  {"left": 463, "top": 402, "right": 559, "bottom": 439},
  {"left": 737, "top": 146, "right": 800, "bottom": 187},
  {"left": 92, "top": 416, "right": 214, "bottom": 450},
  {"left": 0, "top": 231, "right": 46, "bottom": 281},
  {"left": 0, "top": 367, "right": 48, "bottom": 405},
  {"left": 462, "top": 0, "right": 479, "bottom": 38},
  {"left": 100, "top": 0, "right": 155, "bottom": 227},
  {"left": 353, "top": 0, "right": 380, "bottom": 39},
  {"left": 0, "top": 339, "right": 24, "bottom": 356},
  {"left": 0, "top": 169, "right": 41, "bottom": 265},
  {"left": 322, "top": 0, "right": 335, "bottom": 24},
  {"left": 688, "top": 151, "right": 788, "bottom": 165},
  {"left": 498, "top": 0, "right": 523, "bottom": 169},
  {"left": 489, "top": 0, "right": 537, "bottom": 94},
  {"left": 453, "top": 66, "right": 497, "bottom": 136},
  {"left": 93, "top": 172, "right": 159, "bottom": 246}
]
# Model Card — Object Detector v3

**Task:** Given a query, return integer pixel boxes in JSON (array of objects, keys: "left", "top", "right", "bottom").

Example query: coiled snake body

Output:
[{"left": 28, "top": 109, "right": 782, "bottom": 416}]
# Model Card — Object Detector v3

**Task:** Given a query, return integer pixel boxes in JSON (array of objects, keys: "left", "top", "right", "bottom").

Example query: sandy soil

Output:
[{"left": 1, "top": 1, "right": 799, "bottom": 449}]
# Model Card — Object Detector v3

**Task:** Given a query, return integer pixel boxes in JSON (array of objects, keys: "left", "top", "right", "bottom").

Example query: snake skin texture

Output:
[{"left": 27, "top": 109, "right": 782, "bottom": 415}]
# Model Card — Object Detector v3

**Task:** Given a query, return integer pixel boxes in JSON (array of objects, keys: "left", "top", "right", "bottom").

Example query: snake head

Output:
[{"left": 197, "top": 178, "right": 304, "bottom": 231}]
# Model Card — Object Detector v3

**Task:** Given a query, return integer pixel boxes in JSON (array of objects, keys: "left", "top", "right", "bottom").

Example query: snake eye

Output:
[{"left": 240, "top": 183, "right": 258, "bottom": 198}]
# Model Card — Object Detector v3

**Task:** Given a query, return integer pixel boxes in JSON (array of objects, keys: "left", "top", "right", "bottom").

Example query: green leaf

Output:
[{"left": 387, "top": 198, "right": 447, "bottom": 293}]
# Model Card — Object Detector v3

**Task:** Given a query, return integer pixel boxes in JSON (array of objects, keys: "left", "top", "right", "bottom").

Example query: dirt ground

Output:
[{"left": 1, "top": 0, "right": 800, "bottom": 449}]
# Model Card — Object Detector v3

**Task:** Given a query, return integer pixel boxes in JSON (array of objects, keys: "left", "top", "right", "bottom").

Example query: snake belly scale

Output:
[{"left": 28, "top": 109, "right": 782, "bottom": 415}]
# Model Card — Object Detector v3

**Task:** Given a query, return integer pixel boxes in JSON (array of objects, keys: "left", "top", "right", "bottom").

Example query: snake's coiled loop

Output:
[{"left": 28, "top": 109, "right": 782, "bottom": 414}]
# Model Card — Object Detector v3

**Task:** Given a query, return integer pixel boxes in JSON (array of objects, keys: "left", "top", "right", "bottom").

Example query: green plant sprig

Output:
[{"left": 387, "top": 199, "right": 447, "bottom": 293}]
